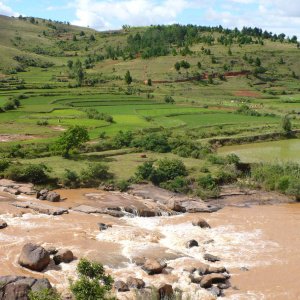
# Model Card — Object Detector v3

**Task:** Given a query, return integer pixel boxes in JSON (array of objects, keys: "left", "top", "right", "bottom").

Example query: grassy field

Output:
[{"left": 0, "top": 15, "right": 299, "bottom": 188}]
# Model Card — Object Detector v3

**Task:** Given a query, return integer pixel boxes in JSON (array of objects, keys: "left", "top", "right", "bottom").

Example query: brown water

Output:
[{"left": 0, "top": 191, "right": 300, "bottom": 299}]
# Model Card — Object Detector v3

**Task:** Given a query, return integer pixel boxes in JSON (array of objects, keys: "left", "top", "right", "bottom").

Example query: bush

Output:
[
  {"left": 164, "top": 95, "right": 175, "bottom": 104},
  {"left": 132, "top": 133, "right": 171, "bottom": 153},
  {"left": 0, "top": 159, "right": 10, "bottom": 172},
  {"left": 4, "top": 164, "right": 50, "bottom": 184},
  {"left": 29, "top": 288, "right": 61, "bottom": 300},
  {"left": 135, "top": 162, "right": 155, "bottom": 181},
  {"left": 198, "top": 174, "right": 216, "bottom": 190},
  {"left": 70, "top": 258, "right": 114, "bottom": 300},
  {"left": 160, "top": 176, "right": 190, "bottom": 194},
  {"left": 113, "top": 131, "right": 133, "bottom": 148},
  {"left": 80, "top": 163, "right": 112, "bottom": 186},
  {"left": 207, "top": 154, "right": 226, "bottom": 165},
  {"left": 62, "top": 169, "right": 80, "bottom": 188},
  {"left": 115, "top": 180, "right": 130, "bottom": 192}
]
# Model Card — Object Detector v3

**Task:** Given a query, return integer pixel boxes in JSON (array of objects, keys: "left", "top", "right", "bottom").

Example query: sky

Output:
[{"left": 1, "top": 0, "right": 300, "bottom": 37}]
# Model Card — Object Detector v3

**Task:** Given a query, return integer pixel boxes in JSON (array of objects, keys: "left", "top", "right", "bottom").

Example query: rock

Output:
[
  {"left": 132, "top": 257, "right": 146, "bottom": 266},
  {"left": 240, "top": 266, "right": 249, "bottom": 272},
  {"left": 126, "top": 277, "right": 145, "bottom": 289},
  {"left": 53, "top": 249, "right": 74, "bottom": 265},
  {"left": 207, "top": 286, "right": 221, "bottom": 297},
  {"left": 140, "top": 154, "right": 147, "bottom": 158},
  {"left": 3, "top": 283, "right": 30, "bottom": 300},
  {"left": 3, "top": 187, "right": 20, "bottom": 195},
  {"left": 12, "top": 201, "right": 68, "bottom": 216},
  {"left": 18, "top": 243, "right": 50, "bottom": 272},
  {"left": 73, "top": 205, "right": 103, "bottom": 214},
  {"left": 114, "top": 280, "right": 129, "bottom": 292},
  {"left": 44, "top": 246, "right": 58, "bottom": 255},
  {"left": 189, "top": 274, "right": 202, "bottom": 284},
  {"left": 207, "top": 266, "right": 226, "bottom": 274},
  {"left": 173, "top": 200, "right": 219, "bottom": 213},
  {"left": 46, "top": 192, "right": 61, "bottom": 202},
  {"left": 0, "top": 276, "right": 52, "bottom": 300},
  {"left": 37, "top": 189, "right": 49, "bottom": 200},
  {"left": 0, "top": 219, "right": 7, "bottom": 229},
  {"left": 197, "top": 263, "right": 209, "bottom": 275},
  {"left": 31, "top": 279, "right": 52, "bottom": 292},
  {"left": 98, "top": 223, "right": 112, "bottom": 231},
  {"left": 138, "top": 209, "right": 156, "bottom": 217},
  {"left": 158, "top": 284, "right": 173, "bottom": 300},
  {"left": 186, "top": 240, "right": 199, "bottom": 248},
  {"left": 200, "top": 274, "right": 227, "bottom": 289},
  {"left": 204, "top": 253, "right": 221, "bottom": 262},
  {"left": 217, "top": 281, "right": 231, "bottom": 290},
  {"left": 104, "top": 210, "right": 125, "bottom": 218},
  {"left": 142, "top": 259, "right": 167, "bottom": 275},
  {"left": 192, "top": 218, "right": 211, "bottom": 228},
  {"left": 204, "top": 239, "right": 214, "bottom": 244}
]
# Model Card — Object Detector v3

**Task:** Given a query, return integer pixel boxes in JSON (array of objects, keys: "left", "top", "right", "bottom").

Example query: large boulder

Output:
[
  {"left": 53, "top": 249, "right": 74, "bottom": 265},
  {"left": 46, "top": 192, "right": 61, "bottom": 202},
  {"left": 192, "top": 218, "right": 211, "bottom": 228},
  {"left": 2, "top": 283, "right": 30, "bottom": 300},
  {"left": 0, "top": 276, "right": 52, "bottom": 300},
  {"left": 142, "top": 259, "right": 167, "bottom": 275},
  {"left": 158, "top": 284, "right": 173, "bottom": 299},
  {"left": 37, "top": 189, "right": 49, "bottom": 200},
  {"left": 126, "top": 277, "right": 145, "bottom": 289},
  {"left": 0, "top": 220, "right": 7, "bottom": 229},
  {"left": 200, "top": 273, "right": 227, "bottom": 288},
  {"left": 18, "top": 243, "right": 50, "bottom": 272}
]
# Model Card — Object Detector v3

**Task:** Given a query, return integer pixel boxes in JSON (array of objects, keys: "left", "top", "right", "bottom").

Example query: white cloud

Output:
[
  {"left": 72, "top": 0, "right": 189, "bottom": 30},
  {"left": 0, "top": 1, "right": 18, "bottom": 17}
]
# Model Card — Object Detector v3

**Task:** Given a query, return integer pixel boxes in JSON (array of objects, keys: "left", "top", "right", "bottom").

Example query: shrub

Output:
[
  {"left": 115, "top": 180, "right": 130, "bottom": 192},
  {"left": 4, "top": 164, "right": 50, "bottom": 184},
  {"left": 29, "top": 288, "right": 61, "bottom": 300},
  {"left": 132, "top": 133, "right": 171, "bottom": 153},
  {"left": 198, "top": 174, "right": 217, "bottom": 190},
  {"left": 62, "top": 169, "right": 80, "bottom": 188},
  {"left": 70, "top": 258, "right": 114, "bottom": 300},
  {"left": 160, "top": 176, "right": 190, "bottom": 194},
  {"left": 80, "top": 163, "right": 112, "bottom": 186},
  {"left": 207, "top": 154, "right": 226, "bottom": 165},
  {"left": 135, "top": 162, "right": 155, "bottom": 181},
  {"left": 0, "top": 159, "right": 10, "bottom": 172},
  {"left": 113, "top": 131, "right": 133, "bottom": 148},
  {"left": 164, "top": 95, "right": 175, "bottom": 104}
]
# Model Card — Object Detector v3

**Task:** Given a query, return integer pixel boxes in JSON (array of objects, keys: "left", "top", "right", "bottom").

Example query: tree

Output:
[
  {"left": 164, "top": 95, "right": 175, "bottom": 104},
  {"left": 174, "top": 62, "right": 181, "bottom": 71},
  {"left": 124, "top": 70, "right": 132, "bottom": 85},
  {"left": 70, "top": 258, "right": 113, "bottom": 300},
  {"left": 58, "top": 126, "right": 89, "bottom": 158},
  {"left": 74, "top": 60, "right": 84, "bottom": 86},
  {"left": 282, "top": 115, "right": 292, "bottom": 134}
]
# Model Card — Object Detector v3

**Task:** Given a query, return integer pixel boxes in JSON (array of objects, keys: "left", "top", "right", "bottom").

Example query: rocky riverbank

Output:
[{"left": 0, "top": 180, "right": 297, "bottom": 299}]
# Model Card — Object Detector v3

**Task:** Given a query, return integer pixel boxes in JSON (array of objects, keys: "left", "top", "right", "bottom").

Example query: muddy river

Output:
[{"left": 0, "top": 191, "right": 299, "bottom": 299}]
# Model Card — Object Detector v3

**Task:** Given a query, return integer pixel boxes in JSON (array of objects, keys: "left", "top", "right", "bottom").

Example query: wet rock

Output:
[
  {"left": 0, "top": 219, "right": 7, "bottom": 229},
  {"left": 73, "top": 205, "right": 103, "bottom": 214},
  {"left": 207, "top": 286, "right": 221, "bottom": 297},
  {"left": 158, "top": 284, "right": 173, "bottom": 299},
  {"left": 142, "top": 259, "right": 167, "bottom": 275},
  {"left": 240, "top": 266, "right": 249, "bottom": 272},
  {"left": 18, "top": 243, "right": 50, "bottom": 272},
  {"left": 114, "top": 280, "right": 129, "bottom": 292},
  {"left": 44, "top": 246, "right": 58, "bottom": 255},
  {"left": 138, "top": 209, "right": 156, "bottom": 217},
  {"left": 12, "top": 201, "right": 68, "bottom": 216},
  {"left": 204, "top": 253, "right": 221, "bottom": 262},
  {"left": 197, "top": 263, "right": 209, "bottom": 275},
  {"left": 104, "top": 210, "right": 125, "bottom": 218},
  {"left": 186, "top": 240, "right": 199, "bottom": 248},
  {"left": 98, "top": 223, "right": 112, "bottom": 231},
  {"left": 37, "top": 189, "right": 49, "bottom": 200},
  {"left": 3, "top": 283, "right": 30, "bottom": 300},
  {"left": 174, "top": 200, "right": 219, "bottom": 213},
  {"left": 189, "top": 274, "right": 202, "bottom": 284},
  {"left": 200, "top": 273, "right": 227, "bottom": 288},
  {"left": 53, "top": 249, "right": 74, "bottom": 265},
  {"left": 207, "top": 266, "right": 226, "bottom": 274},
  {"left": 46, "top": 192, "right": 61, "bottom": 202},
  {"left": 18, "top": 186, "right": 35, "bottom": 195},
  {"left": 126, "top": 277, "right": 145, "bottom": 289},
  {"left": 217, "top": 281, "right": 231, "bottom": 290},
  {"left": 192, "top": 218, "right": 211, "bottom": 228},
  {"left": 3, "top": 187, "right": 20, "bottom": 195}
]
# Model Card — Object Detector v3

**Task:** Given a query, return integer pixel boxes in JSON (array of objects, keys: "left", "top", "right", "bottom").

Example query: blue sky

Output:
[{"left": 1, "top": 0, "right": 300, "bottom": 37}]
